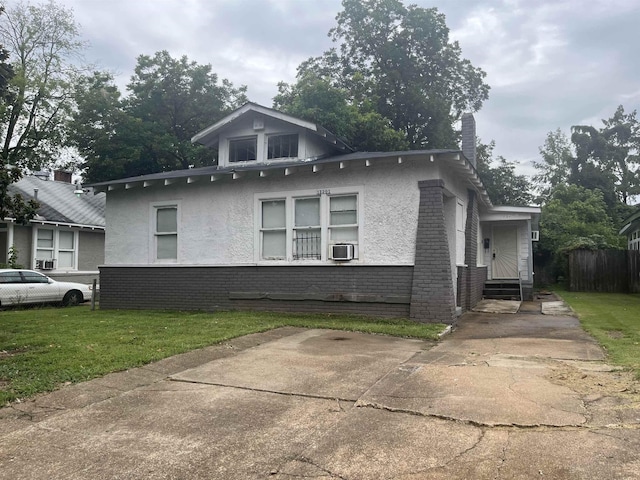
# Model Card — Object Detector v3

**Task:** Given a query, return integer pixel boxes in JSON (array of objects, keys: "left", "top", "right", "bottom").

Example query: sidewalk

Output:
[{"left": 1, "top": 302, "right": 639, "bottom": 479}]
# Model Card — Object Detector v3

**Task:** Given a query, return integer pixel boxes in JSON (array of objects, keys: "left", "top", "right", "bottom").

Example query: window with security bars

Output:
[
  {"left": 293, "top": 232, "right": 321, "bottom": 259},
  {"left": 293, "top": 197, "right": 321, "bottom": 259},
  {"left": 258, "top": 190, "right": 359, "bottom": 262}
]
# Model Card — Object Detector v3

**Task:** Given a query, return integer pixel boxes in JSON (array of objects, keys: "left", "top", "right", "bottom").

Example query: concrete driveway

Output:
[{"left": 1, "top": 302, "right": 639, "bottom": 479}]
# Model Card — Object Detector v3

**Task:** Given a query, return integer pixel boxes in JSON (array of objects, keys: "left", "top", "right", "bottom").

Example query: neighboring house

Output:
[
  {"left": 620, "top": 208, "right": 640, "bottom": 250},
  {"left": 2, "top": 171, "right": 105, "bottom": 283},
  {"left": 90, "top": 103, "right": 540, "bottom": 324}
]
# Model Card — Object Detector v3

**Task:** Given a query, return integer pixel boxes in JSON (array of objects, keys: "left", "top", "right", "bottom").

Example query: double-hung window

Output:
[
  {"left": 329, "top": 195, "right": 358, "bottom": 244},
  {"left": 258, "top": 188, "right": 360, "bottom": 262},
  {"left": 36, "top": 229, "right": 54, "bottom": 261},
  {"left": 57, "top": 231, "right": 75, "bottom": 268},
  {"left": 154, "top": 205, "right": 178, "bottom": 261},
  {"left": 294, "top": 197, "right": 321, "bottom": 259},
  {"left": 35, "top": 228, "right": 78, "bottom": 269},
  {"left": 260, "top": 200, "right": 286, "bottom": 259}
]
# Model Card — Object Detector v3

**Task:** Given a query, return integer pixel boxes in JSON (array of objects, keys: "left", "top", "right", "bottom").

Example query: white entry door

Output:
[{"left": 492, "top": 226, "right": 519, "bottom": 279}]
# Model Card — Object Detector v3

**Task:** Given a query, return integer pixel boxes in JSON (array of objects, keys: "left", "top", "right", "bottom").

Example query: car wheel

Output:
[{"left": 63, "top": 290, "right": 83, "bottom": 307}]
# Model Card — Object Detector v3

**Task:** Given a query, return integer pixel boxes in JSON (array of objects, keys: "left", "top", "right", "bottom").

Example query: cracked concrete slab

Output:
[
  {"left": 542, "top": 300, "right": 575, "bottom": 315},
  {"left": 473, "top": 299, "right": 522, "bottom": 313},
  {"left": 358, "top": 362, "right": 588, "bottom": 427},
  {"left": 0, "top": 382, "right": 347, "bottom": 480},
  {"left": 1, "top": 306, "right": 639, "bottom": 479},
  {"left": 274, "top": 407, "right": 486, "bottom": 479},
  {"left": 170, "top": 329, "right": 427, "bottom": 401}
]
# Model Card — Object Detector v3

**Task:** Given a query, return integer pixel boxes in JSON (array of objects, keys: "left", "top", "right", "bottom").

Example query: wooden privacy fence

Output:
[{"left": 568, "top": 249, "right": 640, "bottom": 293}]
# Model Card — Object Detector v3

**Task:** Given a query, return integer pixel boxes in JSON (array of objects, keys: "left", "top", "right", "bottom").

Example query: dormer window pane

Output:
[
  {"left": 229, "top": 137, "right": 257, "bottom": 162},
  {"left": 268, "top": 134, "right": 298, "bottom": 159}
]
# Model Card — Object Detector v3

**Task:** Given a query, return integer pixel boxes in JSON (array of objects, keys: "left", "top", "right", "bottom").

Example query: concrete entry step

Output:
[
  {"left": 483, "top": 280, "right": 521, "bottom": 301},
  {"left": 472, "top": 299, "right": 521, "bottom": 314}
]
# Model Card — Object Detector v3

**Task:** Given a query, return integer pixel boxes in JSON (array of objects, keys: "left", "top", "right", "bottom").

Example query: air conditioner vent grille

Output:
[{"left": 331, "top": 244, "right": 354, "bottom": 261}]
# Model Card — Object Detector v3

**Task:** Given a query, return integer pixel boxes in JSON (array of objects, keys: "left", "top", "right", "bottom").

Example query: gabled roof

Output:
[
  {"left": 7, "top": 175, "right": 105, "bottom": 228},
  {"left": 191, "top": 102, "right": 354, "bottom": 153}
]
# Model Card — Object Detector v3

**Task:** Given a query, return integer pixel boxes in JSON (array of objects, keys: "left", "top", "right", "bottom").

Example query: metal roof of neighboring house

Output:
[
  {"left": 7, "top": 175, "right": 106, "bottom": 228},
  {"left": 620, "top": 208, "right": 640, "bottom": 235}
]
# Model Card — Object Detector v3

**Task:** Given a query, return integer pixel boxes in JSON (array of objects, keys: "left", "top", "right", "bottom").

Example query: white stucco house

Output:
[{"left": 90, "top": 103, "right": 540, "bottom": 323}]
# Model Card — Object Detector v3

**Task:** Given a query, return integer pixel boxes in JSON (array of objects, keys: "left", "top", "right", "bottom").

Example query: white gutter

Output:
[{"left": 27, "top": 219, "right": 105, "bottom": 230}]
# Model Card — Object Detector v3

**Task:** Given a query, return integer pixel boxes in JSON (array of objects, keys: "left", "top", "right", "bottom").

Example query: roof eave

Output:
[{"left": 191, "top": 102, "right": 320, "bottom": 146}]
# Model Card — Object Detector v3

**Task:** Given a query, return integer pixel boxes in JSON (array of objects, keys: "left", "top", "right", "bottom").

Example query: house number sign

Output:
[{"left": 317, "top": 189, "right": 331, "bottom": 195}]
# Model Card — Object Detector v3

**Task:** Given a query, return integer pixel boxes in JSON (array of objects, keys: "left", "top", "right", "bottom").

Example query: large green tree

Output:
[
  {"left": 534, "top": 106, "right": 640, "bottom": 240},
  {"left": 0, "top": 0, "right": 86, "bottom": 169},
  {"left": 273, "top": 72, "right": 408, "bottom": 151},
  {"left": 69, "top": 72, "right": 150, "bottom": 183},
  {"left": 535, "top": 106, "right": 640, "bottom": 207},
  {"left": 284, "top": 0, "right": 489, "bottom": 150},
  {"left": 540, "top": 184, "right": 622, "bottom": 255},
  {"left": 597, "top": 106, "right": 640, "bottom": 204},
  {"left": 533, "top": 129, "right": 575, "bottom": 197},
  {"left": 71, "top": 51, "right": 248, "bottom": 183},
  {"left": 538, "top": 184, "right": 625, "bottom": 279},
  {"left": 476, "top": 140, "right": 533, "bottom": 206},
  {"left": 0, "top": 3, "right": 36, "bottom": 224}
]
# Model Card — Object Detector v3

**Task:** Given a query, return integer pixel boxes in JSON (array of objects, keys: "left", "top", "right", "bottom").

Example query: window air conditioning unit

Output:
[
  {"left": 36, "top": 259, "right": 55, "bottom": 270},
  {"left": 531, "top": 230, "right": 540, "bottom": 241},
  {"left": 331, "top": 244, "right": 354, "bottom": 261}
]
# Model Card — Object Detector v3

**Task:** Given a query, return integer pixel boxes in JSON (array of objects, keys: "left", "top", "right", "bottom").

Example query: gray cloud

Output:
[{"left": 53, "top": 0, "right": 640, "bottom": 180}]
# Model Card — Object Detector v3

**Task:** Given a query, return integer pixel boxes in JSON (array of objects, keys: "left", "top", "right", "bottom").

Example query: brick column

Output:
[
  {"left": 410, "top": 180, "right": 456, "bottom": 324},
  {"left": 463, "top": 189, "right": 481, "bottom": 311}
]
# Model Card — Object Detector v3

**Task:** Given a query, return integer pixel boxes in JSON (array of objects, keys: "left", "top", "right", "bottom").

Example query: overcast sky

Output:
[{"left": 54, "top": 0, "right": 640, "bottom": 177}]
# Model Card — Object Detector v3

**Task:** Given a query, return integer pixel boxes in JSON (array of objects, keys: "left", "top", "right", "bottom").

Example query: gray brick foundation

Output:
[{"left": 99, "top": 265, "right": 413, "bottom": 317}]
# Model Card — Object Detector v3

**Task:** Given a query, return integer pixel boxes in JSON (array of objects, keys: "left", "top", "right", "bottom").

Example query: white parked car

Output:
[{"left": 0, "top": 269, "right": 92, "bottom": 307}]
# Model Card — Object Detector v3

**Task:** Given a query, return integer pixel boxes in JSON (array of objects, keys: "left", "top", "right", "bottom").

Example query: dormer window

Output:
[
  {"left": 229, "top": 136, "right": 257, "bottom": 162},
  {"left": 268, "top": 134, "right": 298, "bottom": 159}
]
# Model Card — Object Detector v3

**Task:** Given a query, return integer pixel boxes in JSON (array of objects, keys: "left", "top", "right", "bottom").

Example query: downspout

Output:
[{"left": 7, "top": 222, "right": 14, "bottom": 262}]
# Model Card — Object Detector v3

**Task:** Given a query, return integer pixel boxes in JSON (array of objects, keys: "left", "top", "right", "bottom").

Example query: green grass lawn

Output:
[
  {"left": 555, "top": 288, "right": 640, "bottom": 378},
  {"left": 0, "top": 306, "right": 444, "bottom": 406}
]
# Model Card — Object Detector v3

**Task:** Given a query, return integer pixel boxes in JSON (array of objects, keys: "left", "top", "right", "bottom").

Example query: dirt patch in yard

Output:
[
  {"left": 605, "top": 330, "right": 626, "bottom": 339},
  {"left": 535, "top": 291, "right": 561, "bottom": 302},
  {"left": 546, "top": 361, "right": 639, "bottom": 397},
  {"left": 0, "top": 348, "right": 28, "bottom": 359}
]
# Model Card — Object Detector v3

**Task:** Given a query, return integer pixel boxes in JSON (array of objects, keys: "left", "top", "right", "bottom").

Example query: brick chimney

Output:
[
  {"left": 53, "top": 170, "right": 73, "bottom": 183},
  {"left": 461, "top": 113, "right": 476, "bottom": 168}
]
